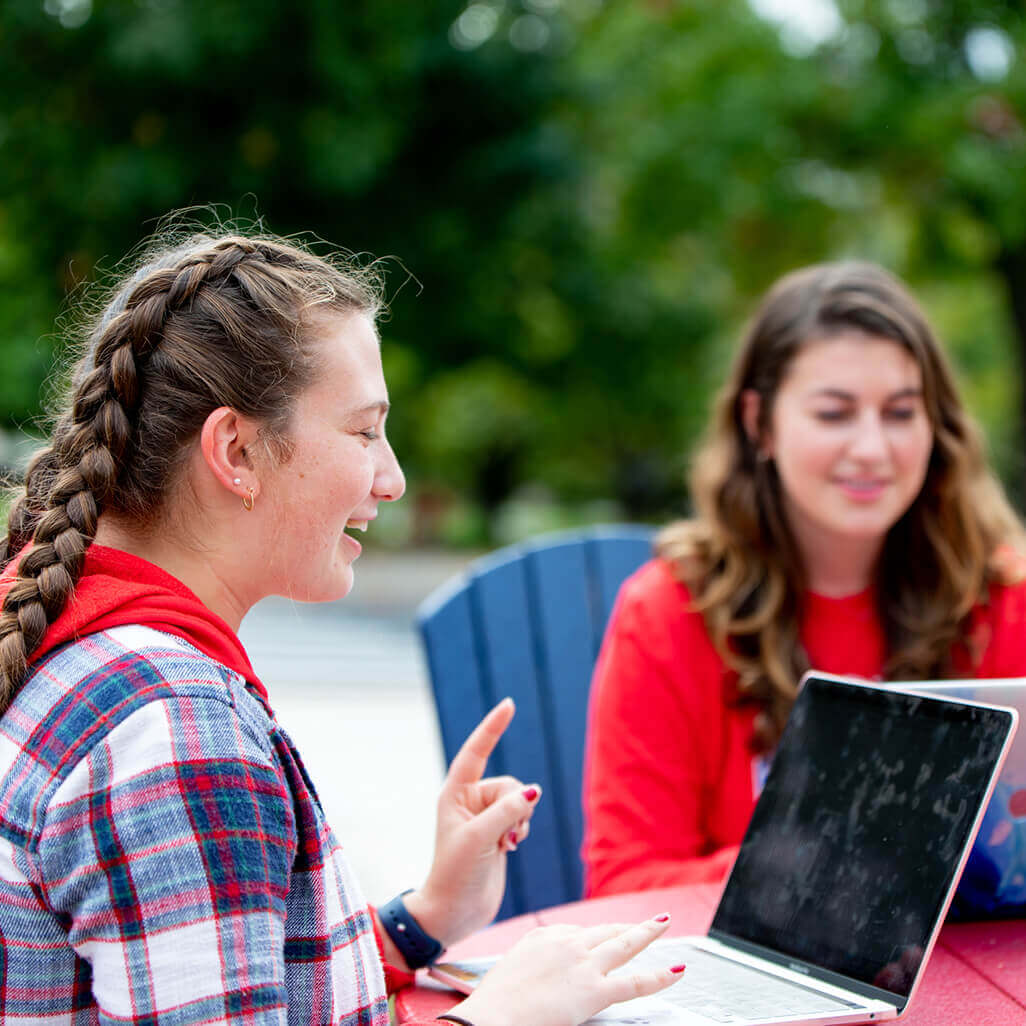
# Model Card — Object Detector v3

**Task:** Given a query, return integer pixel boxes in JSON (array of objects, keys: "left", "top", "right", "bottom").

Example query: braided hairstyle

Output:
[{"left": 0, "top": 232, "right": 383, "bottom": 715}]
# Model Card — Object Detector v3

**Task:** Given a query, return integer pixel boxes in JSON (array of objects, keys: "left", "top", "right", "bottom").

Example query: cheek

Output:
[
  {"left": 897, "top": 428, "right": 934, "bottom": 477},
  {"left": 774, "top": 424, "right": 838, "bottom": 478},
  {"left": 323, "top": 458, "right": 374, "bottom": 508}
]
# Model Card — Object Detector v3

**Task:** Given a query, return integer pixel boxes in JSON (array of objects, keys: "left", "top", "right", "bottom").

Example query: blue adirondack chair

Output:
[{"left": 416, "top": 524, "right": 656, "bottom": 920}]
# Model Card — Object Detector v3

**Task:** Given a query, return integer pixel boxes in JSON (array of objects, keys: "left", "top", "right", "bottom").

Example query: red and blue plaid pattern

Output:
[{"left": 0, "top": 625, "right": 389, "bottom": 1025}]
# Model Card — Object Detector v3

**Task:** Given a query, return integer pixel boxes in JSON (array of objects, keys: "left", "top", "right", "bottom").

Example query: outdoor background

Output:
[{"left": 2, "top": 0, "right": 1026, "bottom": 898}]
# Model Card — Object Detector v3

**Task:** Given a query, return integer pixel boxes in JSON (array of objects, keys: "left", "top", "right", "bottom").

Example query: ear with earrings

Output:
[{"left": 232, "top": 477, "right": 256, "bottom": 511}]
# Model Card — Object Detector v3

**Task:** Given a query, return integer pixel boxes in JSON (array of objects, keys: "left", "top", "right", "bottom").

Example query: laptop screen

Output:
[{"left": 711, "top": 676, "right": 1013, "bottom": 998}]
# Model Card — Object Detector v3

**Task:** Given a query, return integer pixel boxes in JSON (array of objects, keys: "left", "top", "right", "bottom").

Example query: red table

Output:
[{"left": 396, "top": 884, "right": 1026, "bottom": 1025}]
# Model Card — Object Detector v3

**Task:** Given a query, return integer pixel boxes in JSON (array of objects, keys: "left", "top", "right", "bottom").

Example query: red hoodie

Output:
[{"left": 0, "top": 542, "right": 270, "bottom": 706}]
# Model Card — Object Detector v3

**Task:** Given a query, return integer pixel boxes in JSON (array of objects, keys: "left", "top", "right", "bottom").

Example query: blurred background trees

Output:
[{"left": 1, "top": 0, "right": 1024, "bottom": 542}]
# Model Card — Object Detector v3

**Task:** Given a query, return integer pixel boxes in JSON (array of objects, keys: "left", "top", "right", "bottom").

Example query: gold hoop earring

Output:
[{"left": 243, "top": 487, "right": 255, "bottom": 512}]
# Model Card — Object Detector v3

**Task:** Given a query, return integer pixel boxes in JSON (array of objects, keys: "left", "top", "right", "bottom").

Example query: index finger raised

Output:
[{"left": 446, "top": 697, "right": 515, "bottom": 787}]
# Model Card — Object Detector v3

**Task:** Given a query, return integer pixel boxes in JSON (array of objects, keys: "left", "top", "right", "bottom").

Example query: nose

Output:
[
  {"left": 374, "top": 440, "right": 406, "bottom": 503},
  {"left": 849, "top": 411, "right": 888, "bottom": 461}
]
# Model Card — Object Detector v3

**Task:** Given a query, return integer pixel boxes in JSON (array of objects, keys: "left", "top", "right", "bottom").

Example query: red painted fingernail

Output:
[
  {"left": 507, "top": 831, "right": 518, "bottom": 846},
  {"left": 654, "top": 913, "right": 670, "bottom": 923},
  {"left": 670, "top": 964, "right": 686, "bottom": 974},
  {"left": 523, "top": 787, "right": 539, "bottom": 801}
]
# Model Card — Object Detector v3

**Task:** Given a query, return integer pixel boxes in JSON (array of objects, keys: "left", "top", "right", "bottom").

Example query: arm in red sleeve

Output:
[
  {"left": 370, "top": 907, "right": 416, "bottom": 994},
  {"left": 371, "top": 912, "right": 480, "bottom": 1026},
  {"left": 581, "top": 561, "right": 751, "bottom": 896}
]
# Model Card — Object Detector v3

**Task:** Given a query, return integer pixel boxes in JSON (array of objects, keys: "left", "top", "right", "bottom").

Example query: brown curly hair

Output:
[
  {"left": 0, "top": 229, "right": 383, "bottom": 715},
  {"left": 657, "top": 261, "right": 1026, "bottom": 751}
]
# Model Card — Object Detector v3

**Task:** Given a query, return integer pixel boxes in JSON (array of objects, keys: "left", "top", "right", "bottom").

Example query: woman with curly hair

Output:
[{"left": 582, "top": 261, "right": 1026, "bottom": 897}]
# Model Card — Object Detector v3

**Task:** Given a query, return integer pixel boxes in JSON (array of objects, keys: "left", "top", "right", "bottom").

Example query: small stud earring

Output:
[{"left": 233, "top": 477, "right": 241, "bottom": 486}]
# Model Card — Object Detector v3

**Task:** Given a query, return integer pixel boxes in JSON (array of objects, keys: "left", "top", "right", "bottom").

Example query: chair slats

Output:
[
  {"left": 417, "top": 525, "right": 655, "bottom": 918},
  {"left": 469, "top": 557, "right": 568, "bottom": 916},
  {"left": 523, "top": 539, "right": 597, "bottom": 902}
]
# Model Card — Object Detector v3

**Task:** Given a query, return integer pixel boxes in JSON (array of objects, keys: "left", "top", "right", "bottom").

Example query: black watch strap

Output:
[{"left": 378, "top": 889, "right": 445, "bottom": 969}]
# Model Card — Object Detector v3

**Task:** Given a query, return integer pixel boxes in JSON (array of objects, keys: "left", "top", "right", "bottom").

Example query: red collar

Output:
[{"left": 1, "top": 543, "right": 270, "bottom": 705}]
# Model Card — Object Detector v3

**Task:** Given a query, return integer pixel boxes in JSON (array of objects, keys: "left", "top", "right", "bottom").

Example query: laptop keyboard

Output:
[{"left": 621, "top": 943, "right": 864, "bottom": 1023}]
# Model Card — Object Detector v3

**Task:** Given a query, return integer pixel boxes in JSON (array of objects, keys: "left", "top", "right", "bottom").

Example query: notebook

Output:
[
  {"left": 901, "top": 678, "right": 1026, "bottom": 917},
  {"left": 431, "top": 673, "right": 1018, "bottom": 1025}
]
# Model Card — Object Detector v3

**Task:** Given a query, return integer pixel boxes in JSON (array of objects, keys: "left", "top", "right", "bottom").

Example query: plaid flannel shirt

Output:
[{"left": 0, "top": 624, "right": 390, "bottom": 1025}]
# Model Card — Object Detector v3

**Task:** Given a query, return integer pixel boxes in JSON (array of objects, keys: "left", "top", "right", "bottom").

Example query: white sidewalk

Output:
[{"left": 238, "top": 549, "right": 476, "bottom": 905}]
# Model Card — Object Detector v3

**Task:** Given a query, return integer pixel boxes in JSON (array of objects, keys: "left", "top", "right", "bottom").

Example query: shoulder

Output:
[
  {"left": 616, "top": 557, "right": 696, "bottom": 616},
  {"left": 989, "top": 545, "right": 1026, "bottom": 586},
  {"left": 1, "top": 626, "right": 278, "bottom": 839},
  {"left": 608, "top": 557, "right": 712, "bottom": 649},
  {"left": 981, "top": 545, "right": 1026, "bottom": 616},
  {"left": 23, "top": 623, "right": 264, "bottom": 722},
  {"left": 602, "top": 558, "right": 721, "bottom": 677},
  {"left": 981, "top": 562, "right": 1026, "bottom": 630}
]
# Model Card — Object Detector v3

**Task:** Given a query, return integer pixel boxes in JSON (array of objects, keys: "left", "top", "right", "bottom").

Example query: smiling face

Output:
[
  {"left": 753, "top": 333, "right": 934, "bottom": 584},
  {"left": 259, "top": 311, "right": 405, "bottom": 602}
]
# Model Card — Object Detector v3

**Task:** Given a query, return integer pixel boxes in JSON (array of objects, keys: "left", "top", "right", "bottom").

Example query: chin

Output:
[
  {"left": 322, "top": 574, "right": 356, "bottom": 603},
  {"left": 285, "top": 570, "right": 355, "bottom": 604},
  {"left": 832, "top": 521, "right": 895, "bottom": 544}
]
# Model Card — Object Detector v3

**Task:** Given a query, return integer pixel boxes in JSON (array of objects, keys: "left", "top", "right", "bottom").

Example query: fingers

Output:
[
  {"left": 478, "top": 776, "right": 536, "bottom": 851},
  {"left": 575, "top": 923, "right": 640, "bottom": 948},
  {"left": 590, "top": 915, "right": 673, "bottom": 976},
  {"left": 593, "top": 916, "right": 684, "bottom": 1006},
  {"left": 603, "top": 962, "right": 687, "bottom": 1006},
  {"left": 446, "top": 698, "right": 515, "bottom": 788},
  {"left": 469, "top": 781, "right": 542, "bottom": 849},
  {"left": 475, "top": 775, "right": 527, "bottom": 804},
  {"left": 500, "top": 816, "right": 532, "bottom": 853}
]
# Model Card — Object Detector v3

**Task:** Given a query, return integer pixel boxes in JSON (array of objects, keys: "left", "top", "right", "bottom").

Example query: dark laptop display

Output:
[{"left": 712, "top": 677, "right": 1014, "bottom": 1000}]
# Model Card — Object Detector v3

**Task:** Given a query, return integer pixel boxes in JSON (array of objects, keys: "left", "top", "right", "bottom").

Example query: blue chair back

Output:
[{"left": 416, "top": 525, "right": 655, "bottom": 919}]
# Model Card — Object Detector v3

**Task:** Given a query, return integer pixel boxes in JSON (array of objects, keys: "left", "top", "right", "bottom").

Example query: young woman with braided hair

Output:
[
  {"left": 582, "top": 261, "right": 1026, "bottom": 898},
  {"left": 0, "top": 231, "right": 684, "bottom": 1024}
]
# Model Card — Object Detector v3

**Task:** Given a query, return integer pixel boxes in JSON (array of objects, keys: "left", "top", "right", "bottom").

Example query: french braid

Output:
[{"left": 0, "top": 232, "right": 382, "bottom": 714}]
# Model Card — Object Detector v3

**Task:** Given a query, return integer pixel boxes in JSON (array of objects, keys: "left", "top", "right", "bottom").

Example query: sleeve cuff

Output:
[{"left": 371, "top": 905, "right": 416, "bottom": 993}]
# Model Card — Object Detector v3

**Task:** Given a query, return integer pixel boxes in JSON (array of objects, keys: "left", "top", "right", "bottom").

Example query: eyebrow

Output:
[
  {"left": 808, "top": 387, "right": 923, "bottom": 401},
  {"left": 348, "top": 400, "right": 391, "bottom": 416}
]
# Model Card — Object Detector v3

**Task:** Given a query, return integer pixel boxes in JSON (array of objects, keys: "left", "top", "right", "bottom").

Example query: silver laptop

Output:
[
  {"left": 901, "top": 678, "right": 1026, "bottom": 917},
  {"left": 432, "top": 673, "right": 1017, "bottom": 1025}
]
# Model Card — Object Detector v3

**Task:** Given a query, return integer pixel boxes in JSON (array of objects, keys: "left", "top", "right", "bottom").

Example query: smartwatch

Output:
[{"left": 378, "top": 889, "right": 445, "bottom": 969}]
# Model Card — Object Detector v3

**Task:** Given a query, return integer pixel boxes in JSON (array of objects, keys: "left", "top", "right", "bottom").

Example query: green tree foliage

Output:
[
  {"left": 1, "top": 0, "right": 1024, "bottom": 536},
  {"left": 555, "top": 0, "right": 1026, "bottom": 490}
]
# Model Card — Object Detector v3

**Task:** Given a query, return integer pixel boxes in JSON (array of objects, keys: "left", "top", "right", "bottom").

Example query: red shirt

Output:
[{"left": 581, "top": 558, "right": 1026, "bottom": 897}]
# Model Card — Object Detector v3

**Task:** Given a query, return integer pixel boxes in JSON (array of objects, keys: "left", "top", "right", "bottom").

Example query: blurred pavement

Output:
[{"left": 238, "top": 549, "right": 477, "bottom": 906}]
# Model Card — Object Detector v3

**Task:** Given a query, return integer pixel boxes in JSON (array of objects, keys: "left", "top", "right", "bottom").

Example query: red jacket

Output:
[{"left": 582, "top": 558, "right": 1026, "bottom": 897}]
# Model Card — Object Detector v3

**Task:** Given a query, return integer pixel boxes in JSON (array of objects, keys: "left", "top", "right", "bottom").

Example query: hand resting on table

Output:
[{"left": 449, "top": 915, "right": 685, "bottom": 1026}]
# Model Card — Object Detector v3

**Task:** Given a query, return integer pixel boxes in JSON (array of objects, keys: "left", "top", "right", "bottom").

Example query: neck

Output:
[
  {"left": 93, "top": 517, "right": 252, "bottom": 630},
  {"left": 799, "top": 536, "right": 881, "bottom": 598}
]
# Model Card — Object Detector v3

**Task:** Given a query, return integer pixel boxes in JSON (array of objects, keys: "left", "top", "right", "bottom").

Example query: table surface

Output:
[{"left": 395, "top": 884, "right": 1026, "bottom": 1025}]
